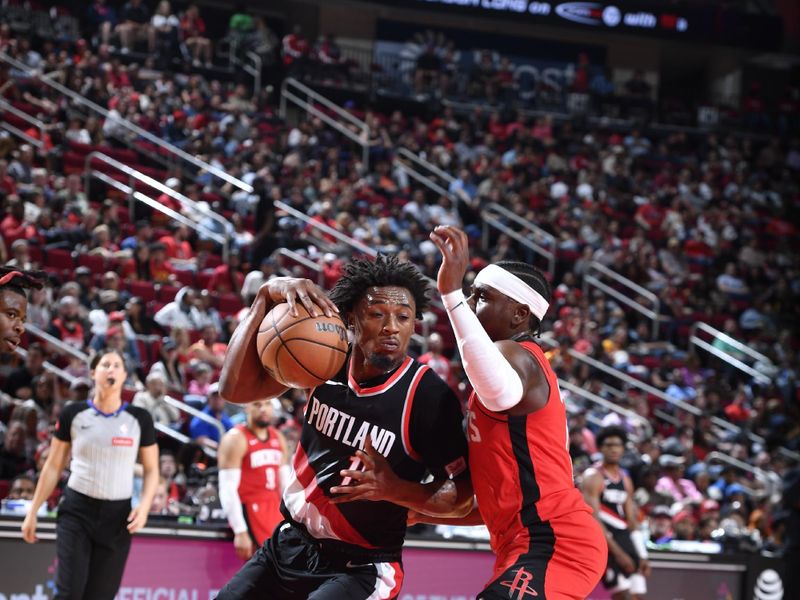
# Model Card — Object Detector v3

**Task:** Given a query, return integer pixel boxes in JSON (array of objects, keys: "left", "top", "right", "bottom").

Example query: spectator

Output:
[
  {"left": 133, "top": 371, "right": 181, "bottom": 427},
  {"left": 149, "top": 337, "right": 185, "bottom": 394},
  {"left": 188, "top": 383, "right": 232, "bottom": 450},
  {"left": 188, "top": 325, "right": 227, "bottom": 370},
  {"left": 655, "top": 454, "right": 703, "bottom": 510},
  {"left": 417, "top": 332, "right": 451, "bottom": 385},
  {"left": 115, "top": 0, "right": 151, "bottom": 54},
  {"left": 180, "top": 5, "right": 212, "bottom": 68},
  {"left": 7, "top": 473, "right": 36, "bottom": 500},
  {"left": 48, "top": 296, "right": 87, "bottom": 353},
  {"left": 87, "top": 0, "right": 117, "bottom": 47},
  {"left": 154, "top": 286, "right": 202, "bottom": 331},
  {"left": 0, "top": 421, "right": 33, "bottom": 479},
  {"left": 5, "top": 343, "right": 46, "bottom": 400}
]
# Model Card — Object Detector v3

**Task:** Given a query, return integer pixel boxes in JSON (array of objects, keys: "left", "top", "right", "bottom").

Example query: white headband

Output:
[{"left": 474, "top": 264, "right": 550, "bottom": 321}]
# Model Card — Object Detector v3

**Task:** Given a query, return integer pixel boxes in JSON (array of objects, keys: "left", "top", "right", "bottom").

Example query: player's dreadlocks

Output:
[
  {"left": 0, "top": 267, "right": 46, "bottom": 297},
  {"left": 329, "top": 254, "right": 431, "bottom": 322},
  {"left": 496, "top": 260, "right": 552, "bottom": 333}
]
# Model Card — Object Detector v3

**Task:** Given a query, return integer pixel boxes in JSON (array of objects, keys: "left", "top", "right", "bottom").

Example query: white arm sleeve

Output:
[
  {"left": 279, "top": 464, "right": 292, "bottom": 495},
  {"left": 631, "top": 529, "right": 649, "bottom": 559},
  {"left": 218, "top": 468, "right": 248, "bottom": 534},
  {"left": 442, "top": 290, "right": 524, "bottom": 412}
]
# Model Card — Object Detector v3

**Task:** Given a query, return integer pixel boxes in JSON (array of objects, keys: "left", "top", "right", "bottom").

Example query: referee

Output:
[{"left": 22, "top": 348, "right": 159, "bottom": 600}]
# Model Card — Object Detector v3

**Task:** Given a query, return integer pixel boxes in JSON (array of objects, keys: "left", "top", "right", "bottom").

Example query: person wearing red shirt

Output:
[
  {"left": 218, "top": 398, "right": 289, "bottom": 560},
  {"left": 148, "top": 243, "right": 176, "bottom": 284},
  {"left": 0, "top": 199, "right": 36, "bottom": 246},
  {"left": 418, "top": 226, "right": 605, "bottom": 600},
  {"left": 188, "top": 324, "right": 227, "bottom": 370},
  {"left": 0, "top": 159, "right": 17, "bottom": 196},
  {"left": 208, "top": 252, "right": 244, "bottom": 295}
]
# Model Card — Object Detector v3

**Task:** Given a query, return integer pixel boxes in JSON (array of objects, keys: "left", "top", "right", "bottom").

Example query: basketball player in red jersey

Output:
[
  {"left": 423, "top": 225, "right": 606, "bottom": 600},
  {"left": 218, "top": 398, "right": 290, "bottom": 560},
  {"left": 216, "top": 256, "right": 472, "bottom": 600}
]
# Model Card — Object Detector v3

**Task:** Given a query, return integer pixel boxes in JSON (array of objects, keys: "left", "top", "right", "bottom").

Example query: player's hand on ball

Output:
[
  {"left": 330, "top": 437, "right": 400, "bottom": 504},
  {"left": 233, "top": 531, "right": 255, "bottom": 561},
  {"left": 259, "top": 277, "right": 338, "bottom": 318}
]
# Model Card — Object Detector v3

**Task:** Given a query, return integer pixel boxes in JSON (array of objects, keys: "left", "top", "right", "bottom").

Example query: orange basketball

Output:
[{"left": 256, "top": 303, "right": 349, "bottom": 388}]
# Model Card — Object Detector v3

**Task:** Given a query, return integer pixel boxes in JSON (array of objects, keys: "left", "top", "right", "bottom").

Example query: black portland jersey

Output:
[
  {"left": 598, "top": 465, "right": 630, "bottom": 531},
  {"left": 282, "top": 355, "right": 468, "bottom": 553}
]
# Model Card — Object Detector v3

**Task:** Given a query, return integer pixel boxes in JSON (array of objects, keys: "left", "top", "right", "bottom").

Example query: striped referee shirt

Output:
[{"left": 55, "top": 401, "right": 156, "bottom": 501}]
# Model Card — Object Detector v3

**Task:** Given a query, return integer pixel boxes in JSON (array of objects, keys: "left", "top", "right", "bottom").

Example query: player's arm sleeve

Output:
[
  {"left": 54, "top": 403, "right": 79, "bottom": 443},
  {"left": 409, "top": 372, "right": 469, "bottom": 481},
  {"left": 442, "top": 290, "right": 524, "bottom": 411},
  {"left": 218, "top": 469, "right": 248, "bottom": 535}
]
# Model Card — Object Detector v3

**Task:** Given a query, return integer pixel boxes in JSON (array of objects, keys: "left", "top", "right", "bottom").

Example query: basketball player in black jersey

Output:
[
  {"left": 0, "top": 267, "right": 46, "bottom": 355},
  {"left": 582, "top": 426, "right": 651, "bottom": 599},
  {"left": 217, "top": 256, "right": 472, "bottom": 600}
]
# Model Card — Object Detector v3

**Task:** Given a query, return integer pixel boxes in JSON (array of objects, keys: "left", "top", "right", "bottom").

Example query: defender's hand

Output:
[{"left": 429, "top": 226, "right": 470, "bottom": 295}]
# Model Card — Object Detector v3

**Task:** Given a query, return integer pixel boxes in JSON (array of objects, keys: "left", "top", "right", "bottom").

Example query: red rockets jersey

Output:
[
  {"left": 466, "top": 339, "right": 591, "bottom": 558},
  {"left": 237, "top": 424, "right": 284, "bottom": 505}
]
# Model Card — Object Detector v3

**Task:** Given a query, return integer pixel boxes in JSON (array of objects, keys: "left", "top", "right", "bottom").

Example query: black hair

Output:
[
  {"left": 495, "top": 260, "right": 552, "bottom": 333},
  {"left": 596, "top": 425, "right": 628, "bottom": 448},
  {"left": 328, "top": 254, "right": 431, "bottom": 321},
  {"left": 0, "top": 267, "right": 46, "bottom": 298},
  {"left": 89, "top": 348, "right": 128, "bottom": 371}
]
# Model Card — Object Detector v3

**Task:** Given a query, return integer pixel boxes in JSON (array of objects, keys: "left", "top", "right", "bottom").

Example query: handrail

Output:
[
  {"left": 24, "top": 323, "right": 89, "bottom": 363},
  {"left": 559, "top": 379, "right": 652, "bottom": 441},
  {"left": 540, "top": 336, "right": 800, "bottom": 463},
  {"left": 0, "top": 98, "right": 46, "bottom": 151},
  {"left": 15, "top": 346, "right": 79, "bottom": 386},
  {"left": 279, "top": 77, "right": 370, "bottom": 168},
  {"left": 273, "top": 199, "right": 377, "bottom": 258},
  {"left": 273, "top": 248, "right": 324, "bottom": 287},
  {"left": 583, "top": 261, "right": 661, "bottom": 339},
  {"left": 282, "top": 77, "right": 369, "bottom": 132},
  {"left": 393, "top": 159, "right": 453, "bottom": 199},
  {"left": 84, "top": 152, "right": 231, "bottom": 260},
  {"left": 689, "top": 322, "right": 772, "bottom": 385},
  {"left": 705, "top": 451, "right": 781, "bottom": 500},
  {"left": 162, "top": 395, "right": 226, "bottom": 441},
  {"left": 480, "top": 210, "right": 556, "bottom": 277},
  {"left": 396, "top": 147, "right": 455, "bottom": 186},
  {"left": 0, "top": 51, "right": 251, "bottom": 194},
  {"left": 154, "top": 422, "right": 216, "bottom": 459},
  {"left": 485, "top": 202, "right": 557, "bottom": 249}
]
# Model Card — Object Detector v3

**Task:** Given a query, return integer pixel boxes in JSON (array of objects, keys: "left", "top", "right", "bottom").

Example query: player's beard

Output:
[
  {"left": 368, "top": 352, "right": 401, "bottom": 372},
  {"left": 254, "top": 418, "right": 270, "bottom": 428}
]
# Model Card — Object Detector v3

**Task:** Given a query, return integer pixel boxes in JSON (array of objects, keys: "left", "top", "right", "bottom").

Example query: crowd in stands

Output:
[{"left": 0, "top": 3, "right": 798, "bottom": 555}]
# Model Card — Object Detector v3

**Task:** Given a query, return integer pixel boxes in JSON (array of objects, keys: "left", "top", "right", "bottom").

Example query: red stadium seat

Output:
[
  {"left": 77, "top": 253, "right": 106, "bottom": 275},
  {"left": 44, "top": 248, "right": 75, "bottom": 272},
  {"left": 127, "top": 280, "right": 157, "bottom": 303},
  {"left": 158, "top": 285, "right": 180, "bottom": 303},
  {"left": 217, "top": 293, "right": 244, "bottom": 316}
]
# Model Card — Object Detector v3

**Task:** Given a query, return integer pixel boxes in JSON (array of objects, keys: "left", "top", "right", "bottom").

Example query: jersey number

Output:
[
  {"left": 340, "top": 455, "right": 364, "bottom": 486},
  {"left": 265, "top": 468, "right": 277, "bottom": 491},
  {"left": 467, "top": 411, "right": 481, "bottom": 443}
]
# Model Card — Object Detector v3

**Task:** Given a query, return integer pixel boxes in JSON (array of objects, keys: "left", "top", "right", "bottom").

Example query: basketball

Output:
[{"left": 256, "top": 303, "right": 349, "bottom": 388}]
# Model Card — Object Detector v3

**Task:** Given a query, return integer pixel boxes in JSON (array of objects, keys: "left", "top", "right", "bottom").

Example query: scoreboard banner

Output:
[{"left": 365, "top": 0, "right": 783, "bottom": 51}]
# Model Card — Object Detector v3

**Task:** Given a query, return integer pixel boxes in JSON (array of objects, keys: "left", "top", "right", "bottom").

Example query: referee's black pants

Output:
[{"left": 55, "top": 487, "right": 133, "bottom": 600}]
